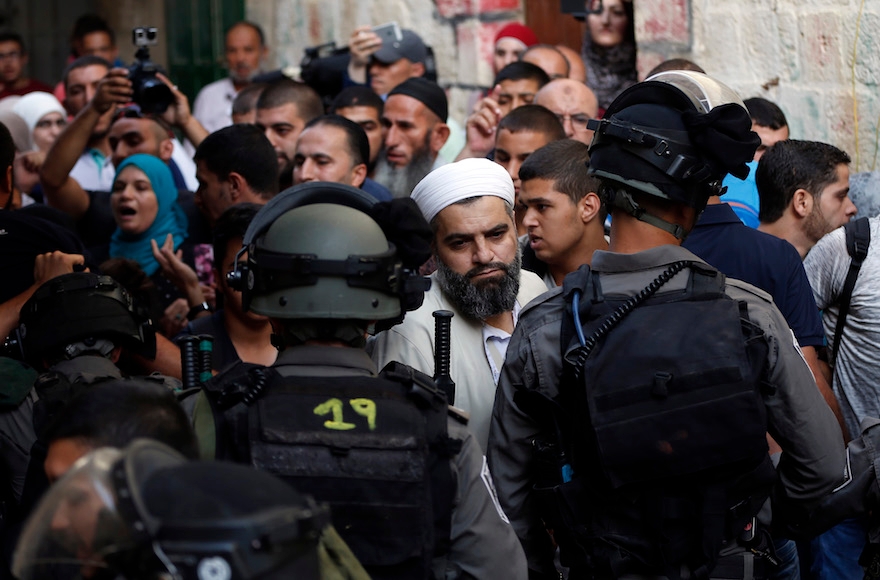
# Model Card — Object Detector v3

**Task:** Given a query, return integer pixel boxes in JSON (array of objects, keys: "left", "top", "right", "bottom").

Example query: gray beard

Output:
[
  {"left": 373, "top": 147, "right": 436, "bottom": 198},
  {"left": 434, "top": 250, "right": 522, "bottom": 321}
]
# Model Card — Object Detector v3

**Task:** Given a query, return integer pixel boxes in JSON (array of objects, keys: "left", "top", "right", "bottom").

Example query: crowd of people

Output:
[{"left": 1, "top": 5, "right": 880, "bottom": 580}]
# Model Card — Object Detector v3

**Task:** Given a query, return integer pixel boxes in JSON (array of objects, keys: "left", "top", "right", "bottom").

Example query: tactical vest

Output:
[
  {"left": 203, "top": 361, "right": 462, "bottom": 580},
  {"left": 526, "top": 261, "right": 777, "bottom": 580}
]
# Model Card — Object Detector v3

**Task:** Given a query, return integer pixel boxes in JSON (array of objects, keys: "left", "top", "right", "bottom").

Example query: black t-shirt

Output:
[{"left": 0, "top": 207, "right": 93, "bottom": 303}]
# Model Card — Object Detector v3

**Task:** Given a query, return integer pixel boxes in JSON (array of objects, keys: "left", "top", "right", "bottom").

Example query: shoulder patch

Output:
[{"left": 447, "top": 404, "right": 470, "bottom": 425}]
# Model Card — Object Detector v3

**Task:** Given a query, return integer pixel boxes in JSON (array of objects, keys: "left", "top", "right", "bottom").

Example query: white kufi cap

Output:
[{"left": 410, "top": 158, "right": 515, "bottom": 223}]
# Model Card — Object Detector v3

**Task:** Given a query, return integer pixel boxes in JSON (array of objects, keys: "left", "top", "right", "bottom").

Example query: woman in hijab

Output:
[
  {"left": 581, "top": 0, "right": 637, "bottom": 113},
  {"left": 108, "top": 153, "right": 190, "bottom": 314},
  {"left": 13, "top": 92, "right": 66, "bottom": 153},
  {"left": 8, "top": 92, "right": 67, "bottom": 202}
]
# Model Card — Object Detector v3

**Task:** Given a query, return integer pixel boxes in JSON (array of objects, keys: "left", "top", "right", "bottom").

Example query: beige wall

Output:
[{"left": 638, "top": 0, "right": 880, "bottom": 171}]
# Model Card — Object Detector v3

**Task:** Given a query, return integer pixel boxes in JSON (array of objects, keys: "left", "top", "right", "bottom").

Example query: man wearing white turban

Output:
[{"left": 370, "top": 158, "right": 548, "bottom": 451}]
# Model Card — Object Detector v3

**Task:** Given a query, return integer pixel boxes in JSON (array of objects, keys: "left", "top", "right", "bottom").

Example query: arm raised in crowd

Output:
[
  {"left": 39, "top": 68, "right": 132, "bottom": 219},
  {"left": 156, "top": 73, "right": 209, "bottom": 149}
]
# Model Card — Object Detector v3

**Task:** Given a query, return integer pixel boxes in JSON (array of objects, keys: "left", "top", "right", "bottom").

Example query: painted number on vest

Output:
[
  {"left": 350, "top": 398, "right": 377, "bottom": 430},
  {"left": 313, "top": 398, "right": 377, "bottom": 431}
]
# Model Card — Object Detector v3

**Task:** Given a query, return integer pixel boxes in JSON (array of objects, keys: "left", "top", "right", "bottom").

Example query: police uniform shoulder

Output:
[
  {"left": 724, "top": 277, "right": 774, "bottom": 304},
  {"left": 139, "top": 372, "right": 183, "bottom": 391},
  {"left": 447, "top": 404, "right": 470, "bottom": 425}
]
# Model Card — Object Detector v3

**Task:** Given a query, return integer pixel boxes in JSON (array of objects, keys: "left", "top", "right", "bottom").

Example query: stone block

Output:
[
  {"left": 637, "top": 0, "right": 690, "bottom": 46},
  {"left": 455, "top": 19, "right": 496, "bottom": 86},
  {"left": 798, "top": 12, "right": 845, "bottom": 84}
]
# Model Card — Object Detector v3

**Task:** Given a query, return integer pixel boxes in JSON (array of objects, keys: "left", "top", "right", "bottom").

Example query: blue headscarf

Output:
[{"left": 109, "top": 154, "right": 188, "bottom": 276}]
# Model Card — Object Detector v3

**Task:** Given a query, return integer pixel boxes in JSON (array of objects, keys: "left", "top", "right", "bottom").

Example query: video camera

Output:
[{"left": 127, "top": 27, "right": 174, "bottom": 114}]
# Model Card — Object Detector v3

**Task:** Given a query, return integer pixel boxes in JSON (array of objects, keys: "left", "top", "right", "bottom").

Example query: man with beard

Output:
[
  {"left": 373, "top": 78, "right": 450, "bottom": 198},
  {"left": 254, "top": 79, "right": 323, "bottom": 191},
  {"left": 193, "top": 21, "right": 268, "bottom": 135},
  {"left": 757, "top": 139, "right": 857, "bottom": 259},
  {"left": 370, "top": 158, "right": 548, "bottom": 450}
]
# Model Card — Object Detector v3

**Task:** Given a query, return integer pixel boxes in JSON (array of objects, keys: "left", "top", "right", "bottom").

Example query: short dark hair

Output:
[
  {"left": 498, "top": 104, "right": 566, "bottom": 140},
  {"left": 0, "top": 31, "right": 25, "bottom": 54},
  {"left": 256, "top": 79, "right": 324, "bottom": 124},
  {"left": 330, "top": 86, "right": 384, "bottom": 116},
  {"left": 646, "top": 58, "right": 706, "bottom": 78},
  {"left": 756, "top": 139, "right": 851, "bottom": 223},
  {"left": 227, "top": 21, "right": 265, "bottom": 47},
  {"left": 44, "top": 380, "right": 199, "bottom": 460},
  {"left": 520, "top": 139, "right": 601, "bottom": 207},
  {"left": 194, "top": 124, "right": 279, "bottom": 199},
  {"left": 231, "top": 82, "right": 266, "bottom": 117},
  {"left": 744, "top": 97, "right": 788, "bottom": 130},
  {"left": 213, "top": 203, "right": 261, "bottom": 268},
  {"left": 303, "top": 114, "right": 369, "bottom": 167},
  {"left": 62, "top": 55, "right": 111, "bottom": 88},
  {"left": 71, "top": 13, "right": 115, "bottom": 47},
  {"left": 493, "top": 61, "right": 551, "bottom": 88}
]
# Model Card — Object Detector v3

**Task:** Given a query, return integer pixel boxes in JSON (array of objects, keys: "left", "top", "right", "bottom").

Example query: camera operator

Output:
[{"left": 39, "top": 65, "right": 209, "bottom": 244}]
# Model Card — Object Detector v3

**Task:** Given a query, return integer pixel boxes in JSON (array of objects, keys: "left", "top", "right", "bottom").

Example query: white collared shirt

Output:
[{"left": 482, "top": 300, "right": 523, "bottom": 384}]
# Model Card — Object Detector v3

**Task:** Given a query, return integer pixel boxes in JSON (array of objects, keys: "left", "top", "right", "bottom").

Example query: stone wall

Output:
[
  {"left": 637, "top": 0, "right": 880, "bottom": 172},
  {"left": 248, "top": 0, "right": 880, "bottom": 171}
]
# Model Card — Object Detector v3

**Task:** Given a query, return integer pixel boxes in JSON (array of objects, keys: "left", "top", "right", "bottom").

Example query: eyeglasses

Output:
[
  {"left": 555, "top": 113, "right": 592, "bottom": 128},
  {"left": 0, "top": 51, "right": 21, "bottom": 61}
]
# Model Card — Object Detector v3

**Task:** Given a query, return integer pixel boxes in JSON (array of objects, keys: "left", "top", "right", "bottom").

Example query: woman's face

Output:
[
  {"left": 588, "top": 0, "right": 630, "bottom": 48},
  {"left": 494, "top": 37, "right": 527, "bottom": 75},
  {"left": 111, "top": 166, "right": 158, "bottom": 235},
  {"left": 32, "top": 112, "right": 66, "bottom": 153}
]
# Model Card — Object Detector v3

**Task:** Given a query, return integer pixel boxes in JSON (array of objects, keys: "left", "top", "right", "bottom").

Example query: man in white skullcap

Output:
[{"left": 370, "top": 158, "right": 548, "bottom": 451}]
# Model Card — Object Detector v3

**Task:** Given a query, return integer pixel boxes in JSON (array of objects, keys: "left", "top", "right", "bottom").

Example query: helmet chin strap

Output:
[{"left": 605, "top": 187, "right": 691, "bottom": 241}]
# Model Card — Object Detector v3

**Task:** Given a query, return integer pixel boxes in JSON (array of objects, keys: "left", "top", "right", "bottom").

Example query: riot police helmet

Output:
[
  {"left": 586, "top": 70, "right": 760, "bottom": 238},
  {"left": 17, "top": 272, "right": 155, "bottom": 365},
  {"left": 227, "top": 181, "right": 430, "bottom": 325},
  {"left": 13, "top": 439, "right": 330, "bottom": 580}
]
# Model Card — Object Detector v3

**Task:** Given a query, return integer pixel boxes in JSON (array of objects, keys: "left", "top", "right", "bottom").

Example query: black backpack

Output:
[
  {"left": 830, "top": 216, "right": 871, "bottom": 368},
  {"left": 526, "top": 261, "right": 777, "bottom": 579},
  {"left": 203, "top": 361, "right": 461, "bottom": 580}
]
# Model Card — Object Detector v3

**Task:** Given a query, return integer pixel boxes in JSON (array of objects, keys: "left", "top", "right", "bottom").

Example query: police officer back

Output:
[
  {"left": 199, "top": 183, "right": 528, "bottom": 579},
  {"left": 487, "top": 72, "right": 846, "bottom": 580}
]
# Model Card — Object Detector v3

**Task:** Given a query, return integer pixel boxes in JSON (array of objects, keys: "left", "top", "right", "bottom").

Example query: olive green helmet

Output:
[{"left": 228, "top": 182, "right": 428, "bottom": 323}]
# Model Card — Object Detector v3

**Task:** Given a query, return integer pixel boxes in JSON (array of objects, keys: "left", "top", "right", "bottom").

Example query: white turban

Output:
[
  {"left": 13, "top": 92, "right": 66, "bottom": 143},
  {"left": 410, "top": 158, "right": 515, "bottom": 223}
]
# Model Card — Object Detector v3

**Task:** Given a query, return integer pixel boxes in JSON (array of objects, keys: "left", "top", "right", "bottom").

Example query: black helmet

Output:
[
  {"left": 13, "top": 439, "right": 331, "bottom": 580},
  {"left": 227, "top": 181, "right": 431, "bottom": 328},
  {"left": 17, "top": 272, "right": 155, "bottom": 364},
  {"left": 587, "top": 71, "right": 760, "bottom": 238}
]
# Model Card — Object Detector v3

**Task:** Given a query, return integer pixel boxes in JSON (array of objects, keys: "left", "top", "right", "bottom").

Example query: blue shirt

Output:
[
  {"left": 684, "top": 203, "right": 824, "bottom": 347},
  {"left": 721, "top": 160, "right": 760, "bottom": 228},
  {"left": 361, "top": 177, "right": 393, "bottom": 201}
]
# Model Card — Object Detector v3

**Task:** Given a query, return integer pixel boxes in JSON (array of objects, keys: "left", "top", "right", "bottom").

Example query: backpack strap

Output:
[
  {"left": 380, "top": 360, "right": 461, "bottom": 562},
  {"left": 831, "top": 217, "right": 871, "bottom": 366}
]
